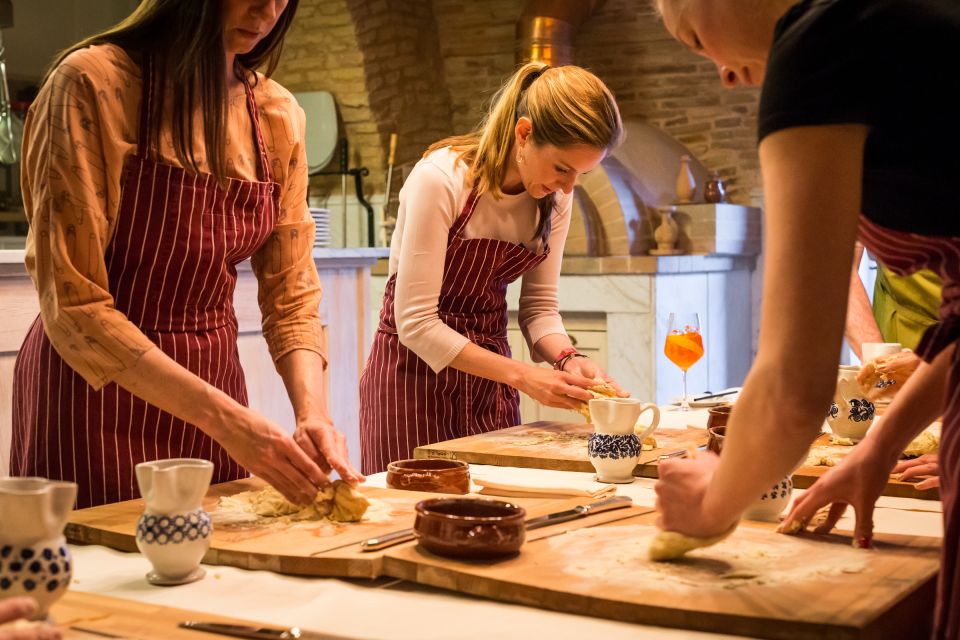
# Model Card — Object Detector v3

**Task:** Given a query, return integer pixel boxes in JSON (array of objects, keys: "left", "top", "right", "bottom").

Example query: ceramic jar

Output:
[
  {"left": 704, "top": 171, "right": 726, "bottom": 203},
  {"left": 675, "top": 154, "right": 696, "bottom": 203},
  {"left": 742, "top": 477, "right": 794, "bottom": 523},
  {"left": 135, "top": 458, "right": 213, "bottom": 586},
  {"left": 654, "top": 207, "right": 680, "bottom": 251},
  {"left": 587, "top": 398, "right": 660, "bottom": 484},
  {"left": 0, "top": 477, "right": 77, "bottom": 619},
  {"left": 827, "top": 365, "right": 876, "bottom": 442},
  {"left": 704, "top": 429, "right": 794, "bottom": 522}
]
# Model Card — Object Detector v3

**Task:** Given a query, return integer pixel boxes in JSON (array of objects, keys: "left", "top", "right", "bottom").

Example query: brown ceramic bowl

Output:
[
  {"left": 386, "top": 459, "right": 470, "bottom": 494},
  {"left": 707, "top": 425, "right": 726, "bottom": 456},
  {"left": 706, "top": 404, "right": 733, "bottom": 430},
  {"left": 414, "top": 498, "right": 526, "bottom": 559}
]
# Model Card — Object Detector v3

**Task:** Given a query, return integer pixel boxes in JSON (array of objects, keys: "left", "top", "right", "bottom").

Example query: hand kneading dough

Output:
[
  {"left": 576, "top": 380, "right": 619, "bottom": 421},
  {"left": 250, "top": 480, "right": 369, "bottom": 522},
  {"left": 648, "top": 523, "right": 738, "bottom": 561}
]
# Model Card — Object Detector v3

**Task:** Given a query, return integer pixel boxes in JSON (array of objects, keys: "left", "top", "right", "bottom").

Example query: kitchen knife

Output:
[
  {"left": 179, "top": 621, "right": 358, "bottom": 640},
  {"left": 360, "top": 495, "right": 634, "bottom": 552}
]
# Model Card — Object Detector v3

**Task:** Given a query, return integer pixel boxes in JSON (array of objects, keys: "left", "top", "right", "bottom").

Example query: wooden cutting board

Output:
[
  {"left": 414, "top": 420, "right": 706, "bottom": 477},
  {"left": 383, "top": 509, "right": 940, "bottom": 640},
  {"left": 16, "top": 590, "right": 330, "bottom": 639},
  {"left": 414, "top": 423, "right": 940, "bottom": 500},
  {"left": 794, "top": 434, "right": 939, "bottom": 500},
  {"left": 66, "top": 478, "right": 652, "bottom": 580}
]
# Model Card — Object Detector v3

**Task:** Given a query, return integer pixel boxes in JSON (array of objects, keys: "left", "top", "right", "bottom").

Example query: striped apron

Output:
[
  {"left": 359, "top": 189, "right": 549, "bottom": 474},
  {"left": 859, "top": 215, "right": 960, "bottom": 638},
  {"left": 11, "top": 62, "right": 279, "bottom": 508}
]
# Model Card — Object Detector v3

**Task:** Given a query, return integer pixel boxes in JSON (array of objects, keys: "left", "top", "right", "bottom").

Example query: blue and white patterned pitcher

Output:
[
  {"left": 0, "top": 477, "right": 77, "bottom": 619},
  {"left": 587, "top": 398, "right": 660, "bottom": 483},
  {"left": 827, "top": 365, "right": 875, "bottom": 442},
  {"left": 135, "top": 458, "right": 213, "bottom": 585}
]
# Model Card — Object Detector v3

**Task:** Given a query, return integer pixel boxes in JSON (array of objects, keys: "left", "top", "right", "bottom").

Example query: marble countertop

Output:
[{"left": 372, "top": 253, "right": 755, "bottom": 276}]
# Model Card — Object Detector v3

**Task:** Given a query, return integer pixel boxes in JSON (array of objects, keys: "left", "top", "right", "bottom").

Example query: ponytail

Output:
[{"left": 426, "top": 61, "right": 622, "bottom": 245}]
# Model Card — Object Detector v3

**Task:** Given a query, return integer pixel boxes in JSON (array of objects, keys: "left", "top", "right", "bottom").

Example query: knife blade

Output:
[
  {"left": 179, "top": 621, "right": 359, "bottom": 640},
  {"left": 524, "top": 495, "right": 633, "bottom": 530},
  {"left": 360, "top": 495, "right": 634, "bottom": 552}
]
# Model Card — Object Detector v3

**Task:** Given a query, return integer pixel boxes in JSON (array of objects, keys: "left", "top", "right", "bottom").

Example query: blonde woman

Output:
[{"left": 360, "top": 63, "right": 624, "bottom": 473}]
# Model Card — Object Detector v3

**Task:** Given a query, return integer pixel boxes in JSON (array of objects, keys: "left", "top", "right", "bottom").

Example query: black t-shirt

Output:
[{"left": 758, "top": 0, "right": 960, "bottom": 236}]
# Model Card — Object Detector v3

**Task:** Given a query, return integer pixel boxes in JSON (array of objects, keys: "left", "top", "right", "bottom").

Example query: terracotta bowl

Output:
[
  {"left": 414, "top": 498, "right": 526, "bottom": 559},
  {"left": 707, "top": 425, "right": 726, "bottom": 456},
  {"left": 706, "top": 404, "right": 733, "bottom": 430},
  {"left": 386, "top": 459, "right": 470, "bottom": 494}
]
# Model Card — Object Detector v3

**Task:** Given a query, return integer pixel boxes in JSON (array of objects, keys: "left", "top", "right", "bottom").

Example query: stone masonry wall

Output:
[
  {"left": 273, "top": 0, "right": 452, "bottom": 212},
  {"left": 431, "top": 0, "right": 763, "bottom": 206},
  {"left": 274, "top": 0, "right": 763, "bottom": 231}
]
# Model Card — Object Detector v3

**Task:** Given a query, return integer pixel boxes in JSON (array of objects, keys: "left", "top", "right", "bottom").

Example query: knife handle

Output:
[{"left": 360, "top": 528, "right": 416, "bottom": 552}]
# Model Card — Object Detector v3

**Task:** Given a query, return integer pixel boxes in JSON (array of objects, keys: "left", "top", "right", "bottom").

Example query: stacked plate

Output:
[{"left": 309, "top": 207, "right": 331, "bottom": 248}]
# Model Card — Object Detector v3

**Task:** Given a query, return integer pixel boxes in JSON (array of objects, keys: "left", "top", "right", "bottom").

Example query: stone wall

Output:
[
  {"left": 274, "top": 0, "right": 452, "bottom": 211},
  {"left": 431, "top": 0, "right": 763, "bottom": 206},
  {"left": 274, "top": 0, "right": 764, "bottom": 237}
]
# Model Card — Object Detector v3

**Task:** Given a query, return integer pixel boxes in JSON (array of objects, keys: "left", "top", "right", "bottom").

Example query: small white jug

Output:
[
  {"left": 827, "top": 365, "right": 875, "bottom": 442},
  {"left": 587, "top": 398, "right": 661, "bottom": 484},
  {"left": 135, "top": 458, "right": 214, "bottom": 585},
  {"left": 0, "top": 477, "right": 77, "bottom": 619}
]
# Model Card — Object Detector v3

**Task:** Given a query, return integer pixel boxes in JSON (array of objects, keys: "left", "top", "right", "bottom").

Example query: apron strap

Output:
[
  {"left": 241, "top": 70, "right": 272, "bottom": 183},
  {"left": 448, "top": 188, "right": 481, "bottom": 239}
]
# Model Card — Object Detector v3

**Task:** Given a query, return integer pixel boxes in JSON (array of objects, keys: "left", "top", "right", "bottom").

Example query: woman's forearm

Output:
[
  {"left": 111, "top": 348, "right": 245, "bottom": 441},
  {"left": 275, "top": 349, "right": 331, "bottom": 424},
  {"left": 861, "top": 344, "right": 951, "bottom": 467},
  {"left": 531, "top": 333, "right": 575, "bottom": 365},
  {"left": 449, "top": 342, "right": 528, "bottom": 387},
  {"left": 702, "top": 124, "right": 869, "bottom": 527}
]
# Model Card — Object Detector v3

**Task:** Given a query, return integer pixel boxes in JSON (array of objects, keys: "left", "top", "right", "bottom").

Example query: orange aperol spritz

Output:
[{"left": 665, "top": 312, "right": 704, "bottom": 410}]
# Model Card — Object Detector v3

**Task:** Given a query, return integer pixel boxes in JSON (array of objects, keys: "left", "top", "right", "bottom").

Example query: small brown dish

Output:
[
  {"left": 386, "top": 459, "right": 471, "bottom": 494},
  {"left": 707, "top": 425, "right": 726, "bottom": 456},
  {"left": 706, "top": 404, "right": 733, "bottom": 430},
  {"left": 414, "top": 498, "right": 526, "bottom": 560}
]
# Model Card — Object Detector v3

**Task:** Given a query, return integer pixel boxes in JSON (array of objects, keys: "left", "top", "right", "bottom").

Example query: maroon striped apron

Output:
[
  {"left": 11, "top": 62, "right": 279, "bottom": 508},
  {"left": 859, "top": 215, "right": 960, "bottom": 638},
  {"left": 358, "top": 189, "right": 549, "bottom": 474}
]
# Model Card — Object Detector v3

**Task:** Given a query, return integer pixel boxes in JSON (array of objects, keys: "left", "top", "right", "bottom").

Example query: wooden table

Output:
[{"left": 414, "top": 422, "right": 940, "bottom": 500}]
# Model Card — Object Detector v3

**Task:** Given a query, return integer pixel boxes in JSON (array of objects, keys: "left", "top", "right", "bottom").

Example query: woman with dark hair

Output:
[
  {"left": 11, "top": 0, "right": 363, "bottom": 510},
  {"left": 359, "top": 62, "right": 625, "bottom": 474}
]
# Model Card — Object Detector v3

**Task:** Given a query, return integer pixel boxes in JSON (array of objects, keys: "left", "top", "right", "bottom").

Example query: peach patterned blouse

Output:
[{"left": 20, "top": 44, "right": 325, "bottom": 390}]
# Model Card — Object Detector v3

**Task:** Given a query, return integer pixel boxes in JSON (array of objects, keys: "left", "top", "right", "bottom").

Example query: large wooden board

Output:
[
  {"left": 383, "top": 510, "right": 940, "bottom": 640},
  {"left": 414, "top": 421, "right": 706, "bottom": 477},
  {"left": 415, "top": 422, "right": 940, "bottom": 500},
  {"left": 15, "top": 590, "right": 346, "bottom": 639},
  {"left": 795, "top": 434, "right": 939, "bottom": 500},
  {"left": 66, "top": 478, "right": 652, "bottom": 579}
]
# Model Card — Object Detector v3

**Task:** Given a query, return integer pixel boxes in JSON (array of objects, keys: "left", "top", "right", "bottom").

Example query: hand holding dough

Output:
[
  {"left": 648, "top": 523, "right": 738, "bottom": 561},
  {"left": 575, "top": 380, "right": 619, "bottom": 420}
]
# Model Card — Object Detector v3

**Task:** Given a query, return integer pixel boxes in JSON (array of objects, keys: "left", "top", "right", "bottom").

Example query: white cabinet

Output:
[{"left": 507, "top": 313, "right": 606, "bottom": 424}]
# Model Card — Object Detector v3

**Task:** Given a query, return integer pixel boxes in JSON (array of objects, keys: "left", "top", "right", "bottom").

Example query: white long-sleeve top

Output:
[{"left": 389, "top": 147, "right": 571, "bottom": 372}]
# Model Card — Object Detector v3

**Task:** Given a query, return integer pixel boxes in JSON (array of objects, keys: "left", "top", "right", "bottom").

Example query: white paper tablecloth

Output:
[{"left": 68, "top": 464, "right": 942, "bottom": 640}]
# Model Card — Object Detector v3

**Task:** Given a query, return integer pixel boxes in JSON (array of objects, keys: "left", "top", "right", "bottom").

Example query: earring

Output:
[{"left": 516, "top": 148, "right": 523, "bottom": 164}]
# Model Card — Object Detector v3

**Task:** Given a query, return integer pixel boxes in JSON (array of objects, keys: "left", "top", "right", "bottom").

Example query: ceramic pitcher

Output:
[
  {"left": 587, "top": 398, "right": 660, "bottom": 484},
  {"left": 0, "top": 477, "right": 77, "bottom": 619},
  {"left": 827, "top": 365, "right": 876, "bottom": 442},
  {"left": 135, "top": 458, "right": 214, "bottom": 586}
]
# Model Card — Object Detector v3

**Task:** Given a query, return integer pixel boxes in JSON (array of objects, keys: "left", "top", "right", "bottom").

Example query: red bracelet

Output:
[{"left": 553, "top": 347, "right": 578, "bottom": 370}]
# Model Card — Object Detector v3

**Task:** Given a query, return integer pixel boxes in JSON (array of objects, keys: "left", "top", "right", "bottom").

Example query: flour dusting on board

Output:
[{"left": 553, "top": 524, "right": 868, "bottom": 590}]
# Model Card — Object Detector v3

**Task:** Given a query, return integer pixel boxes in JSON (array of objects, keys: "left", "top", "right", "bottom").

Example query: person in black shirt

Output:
[{"left": 652, "top": 1, "right": 960, "bottom": 636}]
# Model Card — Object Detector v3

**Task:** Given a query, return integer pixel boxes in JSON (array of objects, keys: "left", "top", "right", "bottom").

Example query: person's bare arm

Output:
[
  {"left": 275, "top": 349, "right": 364, "bottom": 485},
  {"left": 657, "top": 123, "right": 870, "bottom": 536},
  {"left": 845, "top": 242, "right": 884, "bottom": 360}
]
